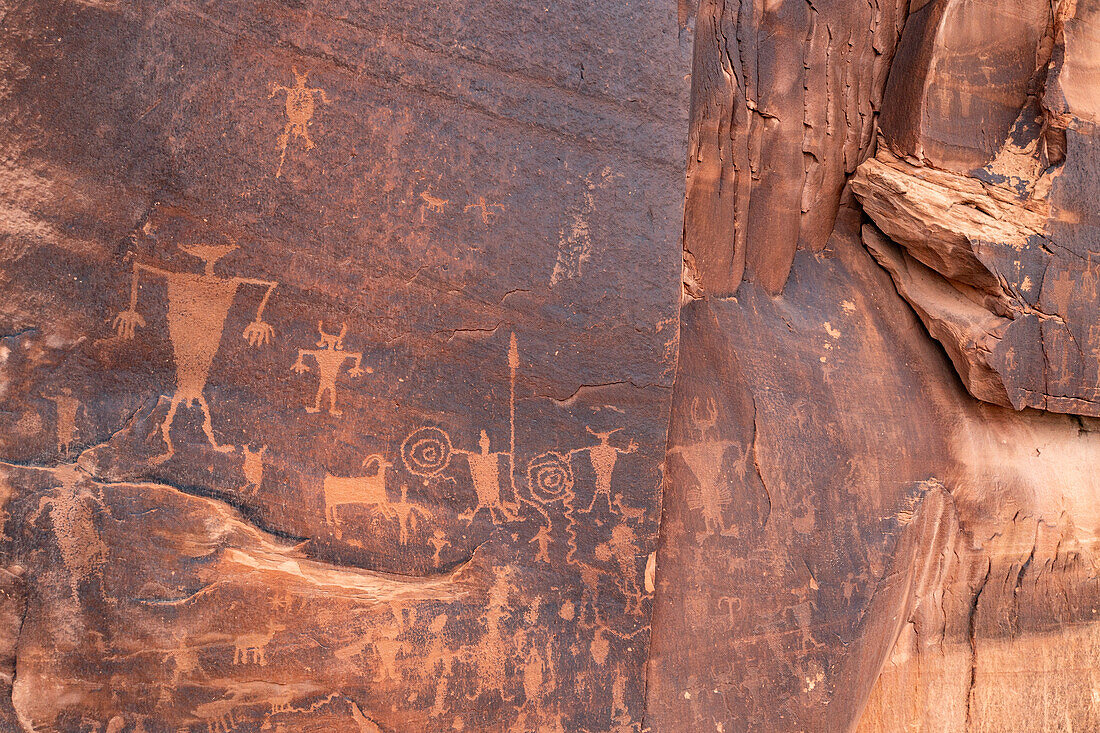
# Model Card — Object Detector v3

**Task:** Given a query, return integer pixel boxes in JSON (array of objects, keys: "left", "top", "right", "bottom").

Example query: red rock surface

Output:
[{"left": 2, "top": 0, "right": 1099, "bottom": 731}]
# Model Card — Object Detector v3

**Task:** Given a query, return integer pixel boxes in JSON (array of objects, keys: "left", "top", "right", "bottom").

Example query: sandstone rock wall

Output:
[{"left": 1, "top": 0, "right": 1098, "bottom": 731}]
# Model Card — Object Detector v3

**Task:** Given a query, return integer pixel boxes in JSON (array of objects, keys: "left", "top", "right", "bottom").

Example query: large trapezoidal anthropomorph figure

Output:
[{"left": 112, "top": 242, "right": 277, "bottom": 462}]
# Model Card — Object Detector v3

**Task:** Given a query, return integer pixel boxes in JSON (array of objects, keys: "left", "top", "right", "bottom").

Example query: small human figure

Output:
[
  {"left": 112, "top": 241, "right": 277, "bottom": 462},
  {"left": 270, "top": 67, "right": 331, "bottom": 178},
  {"left": 240, "top": 444, "right": 267, "bottom": 494},
  {"left": 569, "top": 427, "right": 637, "bottom": 513},
  {"left": 429, "top": 529, "right": 450, "bottom": 565},
  {"left": 596, "top": 524, "right": 643, "bottom": 613},
  {"left": 45, "top": 388, "right": 81, "bottom": 457},
  {"left": 292, "top": 322, "right": 367, "bottom": 416},
  {"left": 28, "top": 466, "right": 108, "bottom": 603},
  {"left": 529, "top": 523, "right": 551, "bottom": 563},
  {"left": 455, "top": 430, "right": 516, "bottom": 522}
]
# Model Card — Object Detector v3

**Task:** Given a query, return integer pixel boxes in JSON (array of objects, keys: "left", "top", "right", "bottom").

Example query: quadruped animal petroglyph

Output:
[
  {"left": 322, "top": 454, "right": 394, "bottom": 525},
  {"left": 112, "top": 241, "right": 278, "bottom": 462},
  {"left": 419, "top": 190, "right": 448, "bottom": 221}
]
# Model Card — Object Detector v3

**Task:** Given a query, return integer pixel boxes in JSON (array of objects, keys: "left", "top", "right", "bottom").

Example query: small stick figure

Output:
[
  {"left": 269, "top": 67, "right": 331, "bottom": 178},
  {"left": 292, "top": 322, "right": 368, "bottom": 415}
]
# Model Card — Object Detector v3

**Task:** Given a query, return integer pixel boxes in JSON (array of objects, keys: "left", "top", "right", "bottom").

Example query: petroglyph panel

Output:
[{"left": 0, "top": 0, "right": 689, "bottom": 729}]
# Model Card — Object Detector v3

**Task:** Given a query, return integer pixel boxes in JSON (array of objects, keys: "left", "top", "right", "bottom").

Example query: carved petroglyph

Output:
[
  {"left": 292, "top": 322, "right": 367, "bottom": 415},
  {"left": 239, "top": 444, "right": 267, "bottom": 494},
  {"left": 569, "top": 427, "right": 637, "bottom": 513},
  {"left": 470, "top": 569, "right": 513, "bottom": 697},
  {"left": 232, "top": 621, "right": 281, "bottom": 665},
  {"left": 45, "top": 388, "right": 81, "bottom": 456},
  {"left": 671, "top": 397, "right": 747, "bottom": 536},
  {"left": 455, "top": 430, "right": 517, "bottom": 522},
  {"left": 528, "top": 450, "right": 580, "bottom": 561},
  {"left": 526, "top": 451, "right": 575, "bottom": 503},
  {"left": 371, "top": 619, "right": 407, "bottom": 684},
  {"left": 168, "top": 639, "right": 202, "bottom": 685},
  {"left": 322, "top": 455, "right": 431, "bottom": 541},
  {"left": 718, "top": 595, "right": 742, "bottom": 623},
  {"left": 270, "top": 67, "right": 330, "bottom": 178},
  {"left": 198, "top": 700, "right": 238, "bottom": 733},
  {"left": 596, "top": 524, "right": 643, "bottom": 613},
  {"left": 551, "top": 186, "right": 594, "bottom": 285},
  {"left": 464, "top": 196, "right": 504, "bottom": 225},
  {"left": 390, "top": 485, "right": 432, "bottom": 544},
  {"left": 322, "top": 454, "right": 394, "bottom": 525},
  {"left": 550, "top": 168, "right": 616, "bottom": 285},
  {"left": 425, "top": 614, "right": 457, "bottom": 718},
  {"left": 419, "top": 190, "right": 448, "bottom": 221},
  {"left": 28, "top": 467, "right": 108, "bottom": 604},
  {"left": 112, "top": 242, "right": 277, "bottom": 462},
  {"left": 401, "top": 426, "right": 453, "bottom": 483},
  {"left": 529, "top": 523, "right": 552, "bottom": 562},
  {"left": 429, "top": 530, "right": 450, "bottom": 564},
  {"left": 397, "top": 333, "right": 600, "bottom": 536}
]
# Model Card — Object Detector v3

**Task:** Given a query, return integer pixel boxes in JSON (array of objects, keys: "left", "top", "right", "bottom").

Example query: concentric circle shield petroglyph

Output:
[
  {"left": 527, "top": 451, "right": 574, "bottom": 502},
  {"left": 401, "top": 427, "right": 453, "bottom": 477}
]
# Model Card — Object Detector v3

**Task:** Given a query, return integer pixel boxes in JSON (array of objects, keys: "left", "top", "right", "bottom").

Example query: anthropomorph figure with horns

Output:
[{"left": 292, "top": 322, "right": 368, "bottom": 415}]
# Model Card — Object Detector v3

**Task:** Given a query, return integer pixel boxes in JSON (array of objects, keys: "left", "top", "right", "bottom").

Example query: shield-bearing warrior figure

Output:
[{"left": 455, "top": 430, "right": 518, "bottom": 523}]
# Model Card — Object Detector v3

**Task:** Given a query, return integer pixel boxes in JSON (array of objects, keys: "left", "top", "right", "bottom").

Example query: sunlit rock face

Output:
[
  {"left": 650, "top": 0, "right": 1100, "bottom": 731},
  {"left": 854, "top": 0, "right": 1100, "bottom": 417}
]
